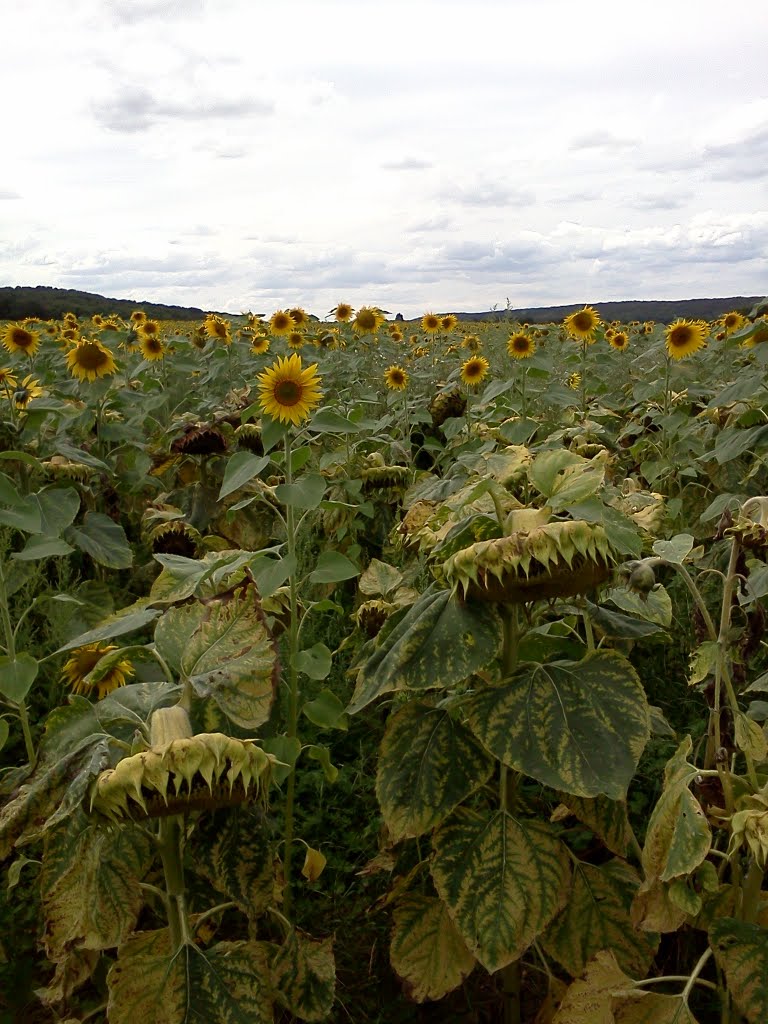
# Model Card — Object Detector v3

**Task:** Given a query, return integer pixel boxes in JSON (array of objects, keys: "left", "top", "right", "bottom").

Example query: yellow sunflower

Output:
[
  {"left": 2, "top": 323, "right": 41, "bottom": 358},
  {"left": 461, "top": 355, "right": 490, "bottom": 387},
  {"left": 722, "top": 311, "right": 746, "bottom": 335},
  {"left": 66, "top": 339, "right": 118, "bottom": 381},
  {"left": 58, "top": 327, "right": 80, "bottom": 346},
  {"left": 462, "top": 333, "right": 481, "bottom": 352},
  {"left": 564, "top": 306, "right": 601, "bottom": 343},
  {"left": 250, "top": 335, "right": 271, "bottom": 355},
  {"left": 13, "top": 375, "right": 44, "bottom": 410},
  {"left": 140, "top": 334, "right": 166, "bottom": 361},
  {"left": 0, "top": 367, "right": 18, "bottom": 391},
  {"left": 140, "top": 319, "right": 161, "bottom": 337},
  {"left": 269, "top": 310, "right": 294, "bottom": 336},
  {"left": 288, "top": 307, "right": 309, "bottom": 329},
  {"left": 390, "top": 329, "right": 403, "bottom": 343},
  {"left": 608, "top": 331, "right": 629, "bottom": 351},
  {"left": 440, "top": 314, "right": 458, "bottom": 331},
  {"left": 130, "top": 310, "right": 147, "bottom": 325},
  {"left": 421, "top": 313, "right": 441, "bottom": 334},
  {"left": 352, "top": 306, "right": 385, "bottom": 335},
  {"left": 741, "top": 318, "right": 768, "bottom": 348},
  {"left": 287, "top": 331, "right": 305, "bottom": 350},
  {"left": 567, "top": 371, "right": 582, "bottom": 390},
  {"left": 384, "top": 365, "right": 408, "bottom": 390},
  {"left": 91, "top": 314, "right": 104, "bottom": 327},
  {"left": 257, "top": 353, "right": 323, "bottom": 425},
  {"left": 204, "top": 315, "right": 231, "bottom": 344},
  {"left": 665, "top": 319, "right": 708, "bottom": 360},
  {"left": 62, "top": 643, "right": 134, "bottom": 700},
  {"left": 331, "top": 302, "right": 354, "bottom": 323},
  {"left": 507, "top": 332, "right": 535, "bottom": 359}
]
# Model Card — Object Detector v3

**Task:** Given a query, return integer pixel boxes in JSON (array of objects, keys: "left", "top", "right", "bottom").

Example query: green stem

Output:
[
  {"left": 158, "top": 816, "right": 190, "bottom": 951},
  {"left": 500, "top": 603, "right": 521, "bottom": 1024},
  {"left": 0, "top": 559, "right": 36, "bottom": 767},
  {"left": 740, "top": 857, "right": 765, "bottom": 924},
  {"left": 282, "top": 432, "right": 301, "bottom": 918}
]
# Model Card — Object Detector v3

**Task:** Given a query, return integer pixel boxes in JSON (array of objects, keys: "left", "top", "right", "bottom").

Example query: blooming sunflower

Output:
[
  {"left": 390, "top": 330, "right": 403, "bottom": 343},
  {"left": 250, "top": 335, "right": 271, "bottom": 355},
  {"left": 204, "top": 315, "right": 231, "bottom": 344},
  {"left": 421, "top": 313, "right": 441, "bottom": 334},
  {"left": 140, "top": 334, "right": 166, "bottom": 361},
  {"left": 288, "top": 307, "right": 309, "bottom": 329},
  {"left": 384, "top": 365, "right": 408, "bottom": 390},
  {"left": 62, "top": 643, "right": 134, "bottom": 700},
  {"left": 130, "top": 310, "right": 147, "bottom": 325},
  {"left": 13, "top": 375, "right": 44, "bottom": 409},
  {"left": 91, "top": 314, "right": 104, "bottom": 327},
  {"left": 331, "top": 302, "right": 353, "bottom": 323},
  {"left": 352, "top": 306, "right": 385, "bottom": 335},
  {"left": 608, "top": 331, "right": 629, "bottom": 351},
  {"left": 140, "top": 319, "right": 161, "bottom": 337},
  {"left": 257, "top": 353, "right": 323, "bottom": 426},
  {"left": 269, "top": 310, "right": 294, "bottom": 336},
  {"left": 461, "top": 355, "right": 490, "bottom": 387},
  {"left": 287, "top": 331, "right": 305, "bottom": 350},
  {"left": 440, "top": 314, "right": 458, "bottom": 331},
  {"left": 0, "top": 367, "right": 18, "bottom": 391},
  {"left": 58, "top": 327, "right": 80, "bottom": 346},
  {"left": 564, "top": 306, "right": 601, "bottom": 343},
  {"left": 507, "top": 332, "right": 535, "bottom": 359},
  {"left": 567, "top": 371, "right": 582, "bottom": 390},
  {"left": 722, "top": 311, "right": 746, "bottom": 335},
  {"left": 461, "top": 333, "right": 481, "bottom": 352},
  {"left": 665, "top": 319, "right": 708, "bottom": 360},
  {"left": 2, "top": 323, "right": 41, "bottom": 358},
  {"left": 66, "top": 339, "right": 118, "bottom": 381}
]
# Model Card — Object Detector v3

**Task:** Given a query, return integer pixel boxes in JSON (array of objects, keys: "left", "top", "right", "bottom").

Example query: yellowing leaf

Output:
[
  {"left": 552, "top": 793, "right": 631, "bottom": 857},
  {"left": 390, "top": 895, "right": 476, "bottom": 1002},
  {"left": 301, "top": 846, "right": 327, "bottom": 882},
  {"left": 552, "top": 949, "right": 633, "bottom": 1024},
  {"left": 710, "top": 918, "right": 768, "bottom": 1024}
]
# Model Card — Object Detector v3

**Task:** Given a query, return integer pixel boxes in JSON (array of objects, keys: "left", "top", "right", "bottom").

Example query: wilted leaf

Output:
[
  {"left": 390, "top": 895, "right": 475, "bottom": 1002},
  {"left": 551, "top": 949, "right": 632, "bottom": 1024}
]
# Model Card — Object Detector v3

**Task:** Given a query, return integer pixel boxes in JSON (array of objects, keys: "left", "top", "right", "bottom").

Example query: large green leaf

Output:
[
  {"left": 541, "top": 858, "right": 657, "bottom": 977},
  {"left": 552, "top": 793, "right": 631, "bottom": 857},
  {"left": 389, "top": 895, "right": 476, "bottom": 1002},
  {"left": 158, "top": 586, "right": 277, "bottom": 728},
  {"left": 431, "top": 807, "right": 570, "bottom": 973},
  {"left": 272, "top": 930, "right": 335, "bottom": 1022},
  {"left": 107, "top": 934, "right": 273, "bottom": 1024},
  {"left": 193, "top": 808, "right": 274, "bottom": 920},
  {"left": 710, "top": 918, "right": 768, "bottom": 1024},
  {"left": 64, "top": 512, "right": 133, "bottom": 568},
  {"left": 0, "top": 652, "right": 38, "bottom": 703},
  {"left": 376, "top": 701, "right": 494, "bottom": 841},
  {"left": 55, "top": 605, "right": 161, "bottom": 653},
  {"left": 348, "top": 585, "right": 502, "bottom": 714},
  {"left": 41, "top": 809, "right": 152, "bottom": 959},
  {"left": 218, "top": 452, "right": 270, "bottom": 500},
  {"left": 464, "top": 652, "right": 650, "bottom": 799}
]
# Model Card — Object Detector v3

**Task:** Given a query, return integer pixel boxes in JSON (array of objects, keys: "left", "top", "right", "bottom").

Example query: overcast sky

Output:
[{"left": 2, "top": 0, "right": 766, "bottom": 318}]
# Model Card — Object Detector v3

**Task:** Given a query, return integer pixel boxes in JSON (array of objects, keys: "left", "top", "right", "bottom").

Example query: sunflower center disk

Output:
[{"left": 274, "top": 379, "right": 303, "bottom": 406}]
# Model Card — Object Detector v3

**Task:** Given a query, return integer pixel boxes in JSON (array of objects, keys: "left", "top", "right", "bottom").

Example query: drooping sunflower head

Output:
[
  {"left": 2, "top": 323, "right": 41, "bottom": 358},
  {"left": 63, "top": 643, "right": 134, "bottom": 700},
  {"left": 331, "top": 302, "right": 353, "bottom": 323},
  {"left": 564, "top": 306, "right": 601, "bottom": 343},
  {"left": 507, "top": 332, "right": 535, "bottom": 359},
  {"left": 352, "top": 306, "right": 385, "bottom": 335},
  {"left": 269, "top": 309, "right": 294, "bottom": 336},
  {"left": 440, "top": 314, "right": 458, "bottom": 331},
  {"left": 608, "top": 331, "right": 629, "bottom": 351},
  {"left": 256, "top": 353, "right": 323, "bottom": 426},
  {"left": 460, "top": 355, "right": 490, "bottom": 387},
  {"left": 665, "top": 319, "right": 708, "bottom": 360},
  {"left": 66, "top": 339, "right": 118, "bottom": 382},
  {"left": 384, "top": 365, "right": 408, "bottom": 391},
  {"left": 13, "top": 375, "right": 44, "bottom": 409},
  {"left": 421, "top": 313, "right": 441, "bottom": 334},
  {"left": 204, "top": 315, "right": 231, "bottom": 343},
  {"left": 140, "top": 334, "right": 166, "bottom": 361}
]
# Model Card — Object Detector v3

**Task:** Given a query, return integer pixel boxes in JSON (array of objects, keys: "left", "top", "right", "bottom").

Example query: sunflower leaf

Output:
[{"left": 64, "top": 513, "right": 133, "bottom": 569}]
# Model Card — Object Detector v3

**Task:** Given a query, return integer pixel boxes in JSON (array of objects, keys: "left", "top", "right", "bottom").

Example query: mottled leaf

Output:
[
  {"left": 348, "top": 584, "right": 502, "bottom": 714},
  {"left": 612, "top": 992, "right": 699, "bottom": 1023},
  {"left": 35, "top": 949, "right": 99, "bottom": 1008},
  {"left": 552, "top": 949, "right": 633, "bottom": 1024},
  {"left": 107, "top": 936, "right": 273, "bottom": 1024},
  {"left": 541, "top": 859, "right": 657, "bottom": 977},
  {"left": 432, "top": 807, "right": 570, "bottom": 973},
  {"left": 358, "top": 559, "right": 403, "bottom": 598},
  {"left": 272, "top": 929, "right": 335, "bottom": 1021},
  {"left": 465, "top": 652, "right": 650, "bottom": 799},
  {"left": 193, "top": 808, "right": 273, "bottom": 920},
  {"left": 41, "top": 809, "right": 152, "bottom": 959},
  {"left": 390, "top": 895, "right": 476, "bottom": 1002},
  {"left": 376, "top": 701, "right": 494, "bottom": 841},
  {"left": 710, "top": 918, "right": 768, "bottom": 1024},
  {"left": 552, "top": 794, "right": 631, "bottom": 857}
]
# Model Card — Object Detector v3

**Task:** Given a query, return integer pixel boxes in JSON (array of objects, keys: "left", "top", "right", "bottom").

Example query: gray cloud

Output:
[
  {"left": 703, "top": 124, "right": 768, "bottom": 181},
  {"left": 629, "top": 193, "right": 692, "bottom": 211},
  {"left": 381, "top": 158, "right": 433, "bottom": 171},
  {"left": 570, "top": 131, "right": 638, "bottom": 151},
  {"left": 0, "top": 190, "right": 21, "bottom": 200},
  {"left": 405, "top": 214, "right": 453, "bottom": 232},
  {"left": 107, "top": 0, "right": 205, "bottom": 24},
  {"left": 440, "top": 179, "right": 534, "bottom": 207},
  {"left": 93, "top": 85, "right": 273, "bottom": 133}
]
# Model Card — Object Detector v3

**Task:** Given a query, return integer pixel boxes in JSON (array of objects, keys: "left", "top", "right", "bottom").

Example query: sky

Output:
[{"left": 2, "top": 0, "right": 767, "bottom": 319}]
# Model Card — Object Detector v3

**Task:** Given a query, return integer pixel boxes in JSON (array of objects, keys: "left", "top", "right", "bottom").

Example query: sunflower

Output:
[
  {"left": 352, "top": 306, "right": 385, "bottom": 335},
  {"left": 101, "top": 317, "right": 121, "bottom": 331},
  {"left": 461, "top": 333, "right": 481, "bottom": 352},
  {"left": 13, "top": 375, "right": 44, "bottom": 409},
  {"left": 2, "top": 323, "right": 41, "bottom": 357},
  {"left": 268, "top": 310, "right": 293, "bottom": 336},
  {"left": 390, "top": 329, "right": 403, "bottom": 343},
  {"left": 507, "top": 332, "right": 535, "bottom": 359},
  {"left": 63, "top": 312, "right": 78, "bottom": 326},
  {"left": 204, "top": 315, "right": 231, "bottom": 344},
  {"left": 440, "top": 314, "right": 458, "bottom": 331},
  {"left": 0, "top": 367, "right": 18, "bottom": 391},
  {"left": 742, "top": 318, "right": 768, "bottom": 348},
  {"left": 58, "top": 327, "right": 80, "bottom": 345},
  {"left": 665, "top": 319, "right": 708, "bottom": 360},
  {"left": 62, "top": 643, "right": 134, "bottom": 700},
  {"left": 257, "top": 353, "right": 323, "bottom": 426},
  {"left": 66, "top": 339, "right": 118, "bottom": 381},
  {"left": 288, "top": 307, "right": 309, "bottom": 329},
  {"left": 91, "top": 314, "right": 104, "bottom": 327},
  {"left": 384, "top": 365, "right": 408, "bottom": 390},
  {"left": 722, "top": 311, "right": 746, "bottom": 334},
  {"left": 287, "top": 331, "right": 305, "bottom": 350},
  {"left": 567, "top": 371, "right": 582, "bottom": 390},
  {"left": 461, "top": 355, "right": 490, "bottom": 387},
  {"left": 564, "top": 306, "right": 601, "bottom": 342},
  {"left": 608, "top": 331, "right": 629, "bottom": 351},
  {"left": 331, "top": 302, "right": 354, "bottom": 323},
  {"left": 140, "top": 319, "right": 161, "bottom": 337},
  {"left": 421, "top": 313, "right": 441, "bottom": 334},
  {"left": 130, "top": 310, "right": 147, "bottom": 325},
  {"left": 250, "top": 335, "right": 271, "bottom": 355},
  {"left": 140, "top": 334, "right": 166, "bottom": 361}
]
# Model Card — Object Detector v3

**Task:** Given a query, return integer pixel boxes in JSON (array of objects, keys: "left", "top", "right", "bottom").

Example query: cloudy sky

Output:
[{"left": 2, "top": 0, "right": 766, "bottom": 318}]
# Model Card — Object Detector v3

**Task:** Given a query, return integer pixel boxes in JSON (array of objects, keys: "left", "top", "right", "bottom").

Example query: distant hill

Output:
[
  {"left": 0, "top": 286, "right": 222, "bottom": 322},
  {"left": 0, "top": 285, "right": 764, "bottom": 326},
  {"left": 450, "top": 297, "right": 764, "bottom": 326}
]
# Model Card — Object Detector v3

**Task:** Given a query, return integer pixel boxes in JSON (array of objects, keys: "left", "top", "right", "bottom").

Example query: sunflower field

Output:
[{"left": 1, "top": 298, "right": 768, "bottom": 1024}]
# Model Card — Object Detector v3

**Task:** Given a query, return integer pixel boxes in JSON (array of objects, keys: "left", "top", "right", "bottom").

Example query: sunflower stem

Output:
[
  {"left": 0, "top": 558, "right": 36, "bottom": 768},
  {"left": 500, "top": 603, "right": 522, "bottom": 1024},
  {"left": 158, "top": 815, "right": 189, "bottom": 951}
]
